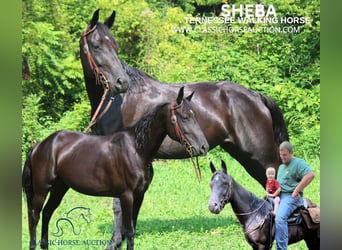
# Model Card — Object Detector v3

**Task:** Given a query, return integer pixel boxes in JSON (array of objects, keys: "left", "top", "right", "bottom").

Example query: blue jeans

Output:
[{"left": 275, "top": 193, "right": 303, "bottom": 250}]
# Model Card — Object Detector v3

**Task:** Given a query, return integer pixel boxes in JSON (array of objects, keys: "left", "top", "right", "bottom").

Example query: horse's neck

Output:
[
  {"left": 230, "top": 178, "right": 264, "bottom": 225},
  {"left": 134, "top": 105, "right": 169, "bottom": 161}
]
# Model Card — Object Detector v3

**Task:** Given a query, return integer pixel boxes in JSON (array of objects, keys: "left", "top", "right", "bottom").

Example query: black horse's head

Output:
[
  {"left": 80, "top": 9, "right": 129, "bottom": 95},
  {"left": 208, "top": 160, "right": 232, "bottom": 214},
  {"left": 167, "top": 87, "right": 209, "bottom": 157}
]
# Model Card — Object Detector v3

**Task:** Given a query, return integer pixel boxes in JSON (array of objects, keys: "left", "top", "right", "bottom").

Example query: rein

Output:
[
  {"left": 221, "top": 178, "right": 269, "bottom": 235},
  {"left": 170, "top": 102, "right": 202, "bottom": 182},
  {"left": 235, "top": 199, "right": 268, "bottom": 216},
  {"left": 81, "top": 25, "right": 113, "bottom": 133}
]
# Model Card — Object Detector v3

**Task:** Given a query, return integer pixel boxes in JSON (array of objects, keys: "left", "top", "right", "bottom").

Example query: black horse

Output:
[
  {"left": 208, "top": 160, "right": 320, "bottom": 250},
  {"left": 80, "top": 9, "right": 130, "bottom": 130},
  {"left": 22, "top": 87, "right": 209, "bottom": 250},
  {"left": 79, "top": 10, "right": 289, "bottom": 248}
]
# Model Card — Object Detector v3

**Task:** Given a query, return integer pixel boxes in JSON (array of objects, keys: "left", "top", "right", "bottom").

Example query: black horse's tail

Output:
[
  {"left": 261, "top": 94, "right": 289, "bottom": 145},
  {"left": 22, "top": 147, "right": 35, "bottom": 211}
]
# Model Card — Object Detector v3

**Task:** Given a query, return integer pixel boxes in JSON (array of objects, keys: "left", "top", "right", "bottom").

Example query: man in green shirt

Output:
[{"left": 275, "top": 141, "right": 315, "bottom": 250}]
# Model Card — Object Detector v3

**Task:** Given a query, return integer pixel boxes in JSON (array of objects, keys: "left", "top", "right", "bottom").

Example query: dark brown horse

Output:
[
  {"left": 22, "top": 87, "right": 209, "bottom": 250},
  {"left": 208, "top": 160, "right": 320, "bottom": 250},
  {"left": 80, "top": 10, "right": 289, "bottom": 248}
]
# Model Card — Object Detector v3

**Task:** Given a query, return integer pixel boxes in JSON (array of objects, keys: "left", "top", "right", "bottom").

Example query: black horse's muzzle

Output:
[
  {"left": 111, "top": 76, "right": 129, "bottom": 94},
  {"left": 208, "top": 201, "right": 223, "bottom": 214}
]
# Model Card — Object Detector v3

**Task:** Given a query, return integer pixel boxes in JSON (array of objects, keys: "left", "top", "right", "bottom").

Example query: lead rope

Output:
[
  {"left": 170, "top": 103, "right": 202, "bottom": 183},
  {"left": 83, "top": 84, "right": 114, "bottom": 133}
]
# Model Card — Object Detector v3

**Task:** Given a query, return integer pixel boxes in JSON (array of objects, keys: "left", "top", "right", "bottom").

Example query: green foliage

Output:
[
  {"left": 22, "top": 20, "right": 84, "bottom": 120},
  {"left": 22, "top": 0, "right": 320, "bottom": 158},
  {"left": 22, "top": 94, "right": 52, "bottom": 156}
]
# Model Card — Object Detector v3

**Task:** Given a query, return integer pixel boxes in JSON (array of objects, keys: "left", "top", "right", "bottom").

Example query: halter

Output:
[
  {"left": 222, "top": 178, "right": 233, "bottom": 206},
  {"left": 81, "top": 25, "right": 110, "bottom": 90},
  {"left": 219, "top": 176, "right": 269, "bottom": 235},
  {"left": 81, "top": 25, "right": 113, "bottom": 133},
  {"left": 169, "top": 102, "right": 202, "bottom": 182}
]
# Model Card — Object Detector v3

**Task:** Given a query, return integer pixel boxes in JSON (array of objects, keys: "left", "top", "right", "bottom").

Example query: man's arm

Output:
[{"left": 292, "top": 171, "right": 315, "bottom": 198}]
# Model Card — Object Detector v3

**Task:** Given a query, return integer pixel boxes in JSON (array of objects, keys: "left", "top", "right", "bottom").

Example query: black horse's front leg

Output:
[
  {"left": 106, "top": 198, "right": 125, "bottom": 250},
  {"left": 120, "top": 192, "right": 135, "bottom": 250}
]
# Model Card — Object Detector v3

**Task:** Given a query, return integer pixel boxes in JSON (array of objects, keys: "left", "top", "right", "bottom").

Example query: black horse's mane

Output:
[
  {"left": 229, "top": 173, "right": 271, "bottom": 217},
  {"left": 134, "top": 102, "right": 168, "bottom": 150},
  {"left": 122, "top": 62, "right": 161, "bottom": 93}
]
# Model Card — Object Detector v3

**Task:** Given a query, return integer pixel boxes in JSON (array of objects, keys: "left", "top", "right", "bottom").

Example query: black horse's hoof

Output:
[
  {"left": 105, "top": 241, "right": 122, "bottom": 250},
  {"left": 29, "top": 240, "right": 36, "bottom": 250}
]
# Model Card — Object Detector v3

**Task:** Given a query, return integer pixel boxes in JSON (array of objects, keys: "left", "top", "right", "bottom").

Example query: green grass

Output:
[{"left": 22, "top": 153, "right": 320, "bottom": 249}]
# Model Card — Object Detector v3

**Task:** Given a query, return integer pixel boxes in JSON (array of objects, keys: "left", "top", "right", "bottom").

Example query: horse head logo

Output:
[{"left": 52, "top": 206, "right": 91, "bottom": 237}]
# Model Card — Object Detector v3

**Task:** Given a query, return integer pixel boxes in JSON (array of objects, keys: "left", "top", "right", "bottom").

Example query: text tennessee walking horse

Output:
[
  {"left": 22, "top": 87, "right": 209, "bottom": 250},
  {"left": 208, "top": 160, "right": 320, "bottom": 250},
  {"left": 80, "top": 10, "right": 289, "bottom": 248}
]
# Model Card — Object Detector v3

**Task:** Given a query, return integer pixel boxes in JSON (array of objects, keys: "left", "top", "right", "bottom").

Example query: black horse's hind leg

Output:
[
  {"left": 40, "top": 181, "right": 69, "bottom": 249},
  {"left": 28, "top": 191, "right": 48, "bottom": 250},
  {"left": 304, "top": 228, "right": 320, "bottom": 250}
]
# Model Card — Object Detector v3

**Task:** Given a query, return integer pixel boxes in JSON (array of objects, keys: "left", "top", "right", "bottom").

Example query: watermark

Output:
[
  {"left": 171, "top": 25, "right": 301, "bottom": 34},
  {"left": 38, "top": 239, "right": 111, "bottom": 247},
  {"left": 52, "top": 206, "right": 91, "bottom": 237},
  {"left": 172, "top": 2, "right": 311, "bottom": 34},
  {"left": 37, "top": 206, "right": 112, "bottom": 247}
]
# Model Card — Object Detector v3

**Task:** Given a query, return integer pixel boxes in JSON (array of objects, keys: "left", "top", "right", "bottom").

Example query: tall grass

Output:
[{"left": 22, "top": 150, "right": 320, "bottom": 249}]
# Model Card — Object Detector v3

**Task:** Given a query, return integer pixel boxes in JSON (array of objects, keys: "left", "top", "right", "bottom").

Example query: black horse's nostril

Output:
[
  {"left": 208, "top": 202, "right": 220, "bottom": 214},
  {"left": 200, "top": 144, "right": 209, "bottom": 155},
  {"left": 117, "top": 77, "right": 123, "bottom": 85},
  {"left": 116, "top": 77, "right": 129, "bottom": 89}
]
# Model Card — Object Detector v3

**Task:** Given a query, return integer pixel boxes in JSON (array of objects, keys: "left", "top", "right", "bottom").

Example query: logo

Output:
[{"left": 52, "top": 206, "right": 91, "bottom": 237}]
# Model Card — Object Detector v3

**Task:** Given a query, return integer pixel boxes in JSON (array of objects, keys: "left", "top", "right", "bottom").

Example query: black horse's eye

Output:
[
  {"left": 181, "top": 109, "right": 193, "bottom": 120},
  {"left": 182, "top": 113, "right": 190, "bottom": 120},
  {"left": 92, "top": 44, "right": 101, "bottom": 50}
]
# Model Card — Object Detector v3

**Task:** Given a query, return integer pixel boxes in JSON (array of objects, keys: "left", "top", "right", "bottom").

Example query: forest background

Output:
[{"left": 22, "top": 0, "right": 320, "bottom": 161}]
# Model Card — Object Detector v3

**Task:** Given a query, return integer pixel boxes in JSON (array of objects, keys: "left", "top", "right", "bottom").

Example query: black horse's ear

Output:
[
  {"left": 176, "top": 87, "right": 185, "bottom": 105},
  {"left": 221, "top": 160, "right": 227, "bottom": 174},
  {"left": 104, "top": 10, "right": 116, "bottom": 28},
  {"left": 210, "top": 161, "right": 216, "bottom": 173},
  {"left": 186, "top": 90, "right": 195, "bottom": 102},
  {"left": 90, "top": 9, "right": 100, "bottom": 28}
]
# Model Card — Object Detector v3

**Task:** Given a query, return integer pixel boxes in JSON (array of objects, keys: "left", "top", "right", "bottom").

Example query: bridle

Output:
[
  {"left": 222, "top": 178, "right": 233, "bottom": 207},
  {"left": 213, "top": 173, "right": 232, "bottom": 210},
  {"left": 81, "top": 25, "right": 114, "bottom": 133},
  {"left": 169, "top": 102, "right": 202, "bottom": 182},
  {"left": 217, "top": 174, "right": 269, "bottom": 235},
  {"left": 81, "top": 25, "right": 110, "bottom": 90}
]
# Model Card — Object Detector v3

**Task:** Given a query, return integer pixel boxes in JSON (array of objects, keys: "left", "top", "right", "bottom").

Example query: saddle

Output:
[
  {"left": 267, "top": 197, "right": 320, "bottom": 229},
  {"left": 299, "top": 199, "right": 320, "bottom": 229}
]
